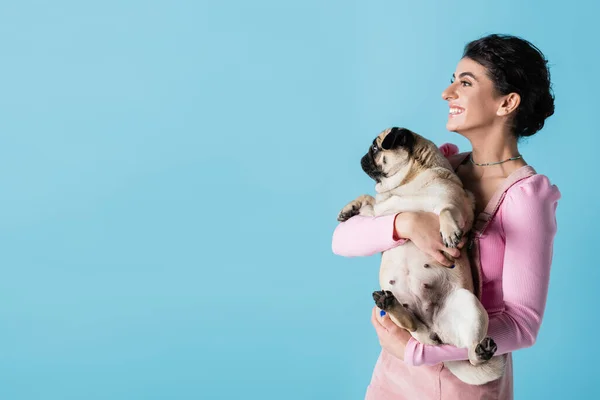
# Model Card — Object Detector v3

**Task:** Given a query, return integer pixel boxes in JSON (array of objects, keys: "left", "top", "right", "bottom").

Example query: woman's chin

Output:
[{"left": 446, "top": 121, "right": 459, "bottom": 132}]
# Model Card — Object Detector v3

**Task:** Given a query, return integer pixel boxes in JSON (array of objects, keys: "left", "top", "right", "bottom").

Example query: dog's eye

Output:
[{"left": 372, "top": 144, "right": 378, "bottom": 153}]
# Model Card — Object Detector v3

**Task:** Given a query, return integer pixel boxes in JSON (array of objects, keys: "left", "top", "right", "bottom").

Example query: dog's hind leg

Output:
[
  {"left": 435, "top": 288, "right": 497, "bottom": 366},
  {"left": 434, "top": 289, "right": 506, "bottom": 385},
  {"left": 372, "top": 290, "right": 417, "bottom": 332}
]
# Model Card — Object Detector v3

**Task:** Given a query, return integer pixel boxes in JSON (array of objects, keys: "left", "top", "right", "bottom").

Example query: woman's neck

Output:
[{"left": 465, "top": 129, "right": 526, "bottom": 178}]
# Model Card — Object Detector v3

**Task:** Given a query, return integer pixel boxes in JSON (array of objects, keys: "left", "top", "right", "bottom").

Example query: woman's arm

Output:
[
  {"left": 403, "top": 175, "right": 561, "bottom": 366},
  {"left": 331, "top": 213, "right": 408, "bottom": 257}
]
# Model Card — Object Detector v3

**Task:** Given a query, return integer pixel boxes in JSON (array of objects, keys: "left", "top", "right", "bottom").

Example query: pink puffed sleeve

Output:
[
  {"left": 332, "top": 214, "right": 407, "bottom": 257},
  {"left": 403, "top": 175, "right": 561, "bottom": 366},
  {"left": 331, "top": 143, "right": 459, "bottom": 258},
  {"left": 439, "top": 143, "right": 459, "bottom": 158}
]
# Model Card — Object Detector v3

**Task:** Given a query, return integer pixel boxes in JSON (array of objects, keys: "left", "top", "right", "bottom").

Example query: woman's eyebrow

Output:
[{"left": 453, "top": 72, "right": 478, "bottom": 81}]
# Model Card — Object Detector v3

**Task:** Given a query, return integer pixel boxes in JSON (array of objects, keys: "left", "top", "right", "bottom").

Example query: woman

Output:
[{"left": 332, "top": 34, "right": 560, "bottom": 399}]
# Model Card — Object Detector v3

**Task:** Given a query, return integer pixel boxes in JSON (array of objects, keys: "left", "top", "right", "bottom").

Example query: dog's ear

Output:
[{"left": 381, "top": 127, "right": 409, "bottom": 150}]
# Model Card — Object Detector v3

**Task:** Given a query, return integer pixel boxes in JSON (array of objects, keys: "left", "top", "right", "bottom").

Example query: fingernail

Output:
[
  {"left": 450, "top": 264, "right": 455, "bottom": 269},
  {"left": 380, "top": 310, "right": 386, "bottom": 317}
]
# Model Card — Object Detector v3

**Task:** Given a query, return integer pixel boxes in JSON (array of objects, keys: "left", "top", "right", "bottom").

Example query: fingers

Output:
[
  {"left": 371, "top": 307, "right": 388, "bottom": 335},
  {"left": 372, "top": 306, "right": 401, "bottom": 335},
  {"left": 433, "top": 250, "right": 454, "bottom": 267},
  {"left": 378, "top": 313, "right": 398, "bottom": 331},
  {"left": 436, "top": 240, "right": 461, "bottom": 266},
  {"left": 457, "top": 236, "right": 468, "bottom": 249},
  {"left": 443, "top": 243, "right": 461, "bottom": 258}
]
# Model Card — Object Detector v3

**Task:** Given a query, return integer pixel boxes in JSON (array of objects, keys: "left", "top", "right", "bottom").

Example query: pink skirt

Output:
[{"left": 365, "top": 350, "right": 513, "bottom": 400}]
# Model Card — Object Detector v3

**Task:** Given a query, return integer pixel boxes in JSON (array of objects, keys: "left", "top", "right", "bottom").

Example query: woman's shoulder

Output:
[
  {"left": 504, "top": 171, "right": 561, "bottom": 211},
  {"left": 497, "top": 171, "right": 561, "bottom": 238}
]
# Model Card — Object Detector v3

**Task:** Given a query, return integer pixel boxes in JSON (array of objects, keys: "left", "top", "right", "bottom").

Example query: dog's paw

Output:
[
  {"left": 439, "top": 208, "right": 465, "bottom": 248},
  {"left": 337, "top": 195, "right": 375, "bottom": 222},
  {"left": 440, "top": 228, "right": 463, "bottom": 249},
  {"left": 337, "top": 201, "right": 361, "bottom": 222},
  {"left": 475, "top": 337, "right": 497, "bottom": 361},
  {"left": 372, "top": 290, "right": 398, "bottom": 310}
]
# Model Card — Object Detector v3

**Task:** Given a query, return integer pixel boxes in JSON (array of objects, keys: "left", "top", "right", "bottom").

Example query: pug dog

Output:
[{"left": 338, "top": 127, "right": 506, "bottom": 385}]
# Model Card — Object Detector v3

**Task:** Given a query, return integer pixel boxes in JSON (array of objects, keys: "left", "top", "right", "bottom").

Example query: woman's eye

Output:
[{"left": 461, "top": 80, "right": 471, "bottom": 87}]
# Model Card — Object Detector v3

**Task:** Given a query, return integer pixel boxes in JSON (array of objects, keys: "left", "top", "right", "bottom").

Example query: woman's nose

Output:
[{"left": 441, "top": 84, "right": 457, "bottom": 101}]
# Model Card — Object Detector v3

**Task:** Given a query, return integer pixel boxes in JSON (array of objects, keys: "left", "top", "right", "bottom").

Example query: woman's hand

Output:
[
  {"left": 394, "top": 212, "right": 466, "bottom": 267},
  {"left": 371, "top": 306, "right": 413, "bottom": 361}
]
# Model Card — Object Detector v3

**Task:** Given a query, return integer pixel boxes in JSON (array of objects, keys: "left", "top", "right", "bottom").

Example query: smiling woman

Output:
[{"left": 332, "top": 34, "right": 560, "bottom": 400}]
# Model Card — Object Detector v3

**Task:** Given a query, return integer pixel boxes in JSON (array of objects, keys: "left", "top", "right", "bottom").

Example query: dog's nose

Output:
[{"left": 361, "top": 154, "right": 371, "bottom": 170}]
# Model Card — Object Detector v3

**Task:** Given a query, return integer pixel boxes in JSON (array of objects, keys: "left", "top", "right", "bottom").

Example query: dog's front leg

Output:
[
  {"left": 437, "top": 205, "right": 467, "bottom": 248},
  {"left": 337, "top": 194, "right": 375, "bottom": 222}
]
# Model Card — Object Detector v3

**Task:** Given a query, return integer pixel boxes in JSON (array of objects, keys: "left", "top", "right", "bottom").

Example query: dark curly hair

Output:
[{"left": 463, "top": 34, "right": 555, "bottom": 138}]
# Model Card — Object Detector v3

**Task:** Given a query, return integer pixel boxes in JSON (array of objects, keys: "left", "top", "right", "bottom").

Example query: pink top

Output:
[{"left": 332, "top": 144, "right": 561, "bottom": 367}]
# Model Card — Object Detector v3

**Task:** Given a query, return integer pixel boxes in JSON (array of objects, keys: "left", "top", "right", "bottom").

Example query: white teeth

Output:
[{"left": 449, "top": 108, "right": 464, "bottom": 115}]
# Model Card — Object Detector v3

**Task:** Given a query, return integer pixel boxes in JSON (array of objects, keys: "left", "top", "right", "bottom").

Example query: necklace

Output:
[{"left": 469, "top": 153, "right": 522, "bottom": 167}]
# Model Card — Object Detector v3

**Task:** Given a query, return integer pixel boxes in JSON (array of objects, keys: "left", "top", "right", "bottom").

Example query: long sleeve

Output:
[
  {"left": 404, "top": 175, "right": 561, "bottom": 366},
  {"left": 331, "top": 142, "right": 460, "bottom": 258},
  {"left": 332, "top": 214, "right": 407, "bottom": 257}
]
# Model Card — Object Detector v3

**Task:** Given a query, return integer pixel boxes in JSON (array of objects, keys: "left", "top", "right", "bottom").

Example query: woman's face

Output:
[{"left": 441, "top": 57, "right": 504, "bottom": 135}]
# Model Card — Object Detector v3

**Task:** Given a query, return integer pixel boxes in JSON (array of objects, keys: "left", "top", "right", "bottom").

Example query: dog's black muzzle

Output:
[{"left": 361, "top": 150, "right": 383, "bottom": 182}]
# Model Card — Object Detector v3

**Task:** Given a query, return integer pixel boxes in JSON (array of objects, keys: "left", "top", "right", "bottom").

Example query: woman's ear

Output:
[{"left": 497, "top": 92, "right": 521, "bottom": 116}]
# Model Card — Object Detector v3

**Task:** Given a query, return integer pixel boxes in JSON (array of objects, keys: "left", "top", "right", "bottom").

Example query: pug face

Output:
[{"left": 360, "top": 127, "right": 417, "bottom": 182}]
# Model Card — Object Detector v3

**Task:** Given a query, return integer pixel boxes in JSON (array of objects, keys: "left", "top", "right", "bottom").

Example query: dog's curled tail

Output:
[{"left": 443, "top": 354, "right": 507, "bottom": 386}]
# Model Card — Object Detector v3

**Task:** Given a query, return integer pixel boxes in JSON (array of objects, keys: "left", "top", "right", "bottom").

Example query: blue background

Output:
[{"left": 1, "top": 0, "right": 598, "bottom": 399}]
